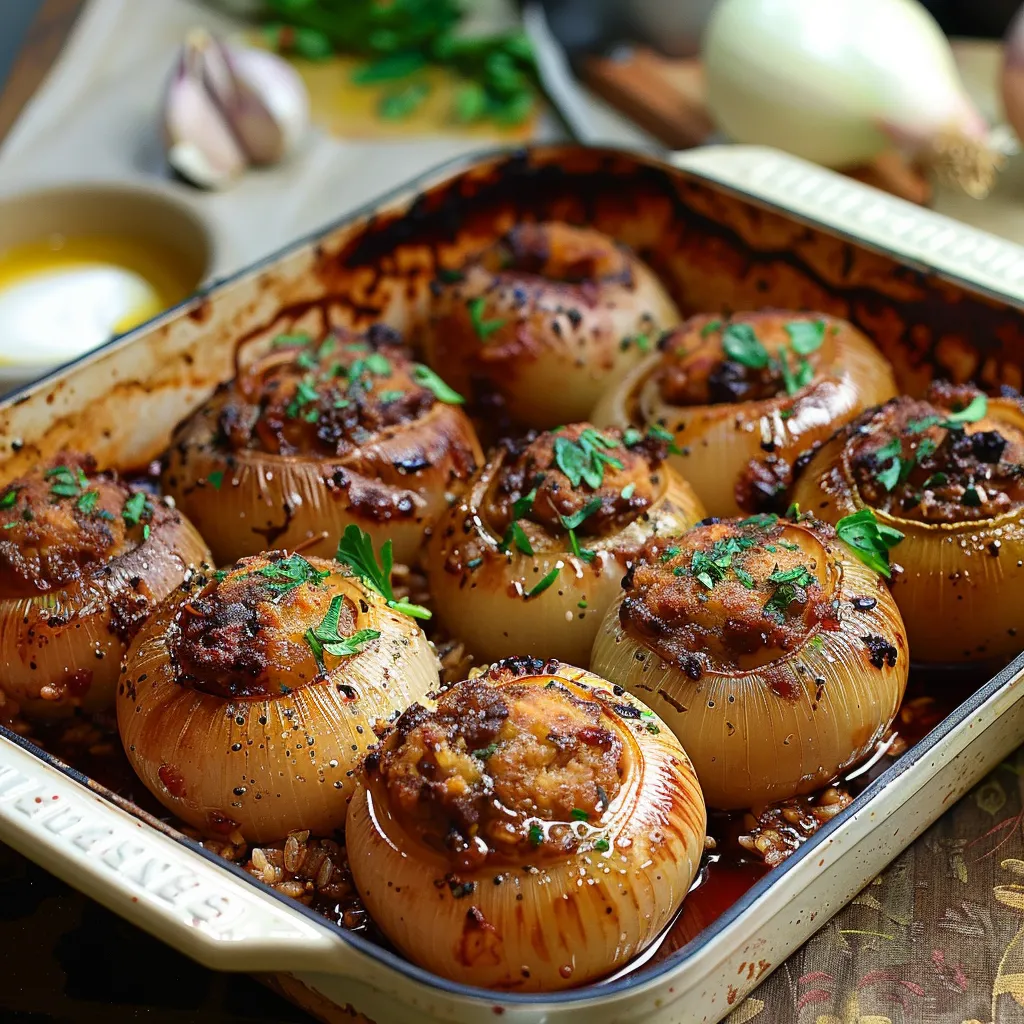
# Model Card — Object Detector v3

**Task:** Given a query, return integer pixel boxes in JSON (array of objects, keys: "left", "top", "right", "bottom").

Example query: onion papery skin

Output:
[
  {"left": 419, "top": 222, "right": 681, "bottom": 430},
  {"left": 117, "top": 553, "right": 438, "bottom": 842},
  {"left": 591, "top": 311, "right": 898, "bottom": 516},
  {"left": 162, "top": 332, "right": 483, "bottom": 566},
  {"left": 346, "top": 659, "right": 706, "bottom": 991},
  {"left": 422, "top": 426, "right": 707, "bottom": 666},
  {"left": 791, "top": 394, "right": 1024, "bottom": 664},
  {"left": 0, "top": 459, "right": 210, "bottom": 720},
  {"left": 591, "top": 517, "right": 908, "bottom": 809}
]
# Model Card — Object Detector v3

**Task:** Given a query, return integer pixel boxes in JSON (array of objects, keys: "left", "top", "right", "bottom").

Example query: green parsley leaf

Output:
[
  {"left": 907, "top": 416, "right": 941, "bottom": 433},
  {"left": 473, "top": 743, "right": 499, "bottom": 760},
  {"left": 733, "top": 566, "right": 756, "bottom": 589},
  {"left": 306, "top": 594, "right": 380, "bottom": 667},
  {"left": 962, "top": 485, "right": 983, "bottom": 507},
  {"left": 528, "top": 823, "right": 544, "bottom": 846},
  {"left": 121, "top": 492, "right": 150, "bottom": 528},
  {"left": 874, "top": 438, "right": 903, "bottom": 492},
  {"left": 571, "top": 808, "right": 589, "bottom": 821},
  {"left": 553, "top": 434, "right": 623, "bottom": 489},
  {"left": 0, "top": 488, "right": 17, "bottom": 510},
  {"left": 593, "top": 838, "right": 610, "bottom": 852},
  {"left": 512, "top": 487, "right": 537, "bottom": 519},
  {"left": 620, "top": 483, "right": 636, "bottom": 500},
  {"left": 272, "top": 332, "right": 313, "bottom": 348},
  {"left": 76, "top": 490, "right": 99, "bottom": 514},
  {"left": 836, "top": 508, "right": 904, "bottom": 578},
  {"left": 945, "top": 394, "right": 987, "bottom": 424},
  {"left": 378, "top": 389, "right": 405, "bottom": 404},
  {"left": 722, "top": 323, "right": 770, "bottom": 369},
  {"left": 255, "top": 554, "right": 331, "bottom": 595},
  {"left": 295, "top": 351, "right": 318, "bottom": 371},
  {"left": 335, "top": 524, "right": 431, "bottom": 620},
  {"left": 437, "top": 268, "right": 465, "bottom": 284},
  {"left": 700, "top": 319, "right": 722, "bottom": 337},
  {"left": 525, "top": 565, "right": 560, "bottom": 599},
  {"left": 785, "top": 320, "right": 826, "bottom": 355},
  {"left": 924, "top": 472, "right": 948, "bottom": 488},
  {"left": 646, "top": 721, "right": 661, "bottom": 734},
  {"left": 500, "top": 521, "right": 534, "bottom": 556},
  {"left": 559, "top": 496, "right": 602, "bottom": 532},
  {"left": 412, "top": 363, "right": 464, "bottom": 404},
  {"left": 365, "top": 352, "right": 392, "bottom": 376},
  {"left": 767, "top": 565, "right": 816, "bottom": 587},
  {"left": 466, "top": 296, "right": 506, "bottom": 340},
  {"left": 207, "top": 470, "right": 224, "bottom": 490},
  {"left": 622, "top": 427, "right": 643, "bottom": 448}
]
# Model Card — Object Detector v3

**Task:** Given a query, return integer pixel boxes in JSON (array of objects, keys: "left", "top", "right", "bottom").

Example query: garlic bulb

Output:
[
  {"left": 703, "top": 0, "right": 1000, "bottom": 197},
  {"left": 162, "top": 28, "right": 310, "bottom": 190}
]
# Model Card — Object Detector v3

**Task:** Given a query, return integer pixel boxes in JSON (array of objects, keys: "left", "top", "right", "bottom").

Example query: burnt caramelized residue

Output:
[
  {"left": 487, "top": 423, "right": 667, "bottom": 539},
  {"left": 363, "top": 670, "right": 625, "bottom": 871},
  {"left": 619, "top": 516, "right": 839, "bottom": 684},
  {"left": 167, "top": 553, "right": 341, "bottom": 700},
  {"left": 845, "top": 387, "right": 1024, "bottom": 523},
  {"left": 0, "top": 453, "right": 157, "bottom": 598}
]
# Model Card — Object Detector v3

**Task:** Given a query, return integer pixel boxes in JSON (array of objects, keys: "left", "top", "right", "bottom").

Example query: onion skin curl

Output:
[
  {"left": 420, "top": 221, "right": 681, "bottom": 430},
  {"left": 591, "top": 514, "right": 908, "bottom": 809},
  {"left": 117, "top": 552, "right": 438, "bottom": 842},
  {"left": 0, "top": 455, "right": 210, "bottom": 720},
  {"left": 346, "top": 657, "right": 706, "bottom": 991},
  {"left": 791, "top": 387, "right": 1024, "bottom": 664},
  {"left": 162, "top": 327, "right": 483, "bottom": 567},
  {"left": 423, "top": 423, "right": 707, "bottom": 666},
  {"left": 591, "top": 310, "right": 898, "bottom": 517}
]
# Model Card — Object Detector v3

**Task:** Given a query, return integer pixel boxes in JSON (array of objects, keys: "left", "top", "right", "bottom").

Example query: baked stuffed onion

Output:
[
  {"left": 790, "top": 386, "right": 1024, "bottom": 664},
  {"left": 423, "top": 423, "right": 707, "bottom": 665},
  {"left": 0, "top": 455, "right": 209, "bottom": 720},
  {"left": 346, "top": 657, "right": 706, "bottom": 990},
  {"left": 591, "top": 513, "right": 908, "bottom": 808},
  {"left": 592, "top": 311, "right": 898, "bottom": 516},
  {"left": 420, "top": 222, "right": 681, "bottom": 429},
  {"left": 117, "top": 549, "right": 438, "bottom": 842},
  {"left": 162, "top": 327, "right": 482, "bottom": 566}
]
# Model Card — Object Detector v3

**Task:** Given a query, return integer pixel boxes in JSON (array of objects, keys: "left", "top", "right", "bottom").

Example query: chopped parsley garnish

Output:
[
  {"left": 0, "top": 488, "right": 17, "bottom": 509},
  {"left": 686, "top": 533, "right": 759, "bottom": 589},
  {"left": 691, "top": 549, "right": 727, "bottom": 589},
  {"left": 364, "top": 352, "right": 392, "bottom": 376},
  {"left": 577, "top": 599, "right": 588, "bottom": 609},
  {"left": 622, "top": 333, "right": 651, "bottom": 352},
  {"left": 836, "top": 508, "right": 904, "bottom": 578},
  {"left": 528, "top": 823, "right": 544, "bottom": 846},
  {"left": 874, "top": 438, "right": 903, "bottom": 492},
  {"left": 560, "top": 496, "right": 601, "bottom": 564},
  {"left": 272, "top": 332, "right": 313, "bottom": 347},
  {"left": 660, "top": 546, "right": 680, "bottom": 562},
  {"left": 525, "top": 565, "right": 560, "bottom": 599},
  {"left": 962, "top": 485, "right": 983, "bottom": 507},
  {"left": 593, "top": 838, "right": 610, "bottom": 852},
  {"left": 733, "top": 566, "right": 756, "bottom": 589},
  {"left": 722, "top": 323, "right": 770, "bottom": 368},
  {"left": 304, "top": 594, "right": 380, "bottom": 672},
  {"left": 620, "top": 483, "right": 636, "bottom": 500},
  {"left": 121, "top": 491, "right": 152, "bottom": 528},
  {"left": 622, "top": 427, "right": 643, "bottom": 448},
  {"left": 207, "top": 470, "right": 224, "bottom": 490},
  {"left": 335, "top": 525, "right": 431, "bottom": 620},
  {"left": 412, "top": 363, "right": 464, "bottom": 404},
  {"left": 316, "top": 336, "right": 337, "bottom": 360},
  {"left": 764, "top": 565, "right": 816, "bottom": 620},
  {"left": 437, "top": 267, "right": 465, "bottom": 284},
  {"left": 378, "top": 389, "right": 405, "bottom": 404},
  {"left": 512, "top": 487, "right": 537, "bottom": 519},
  {"left": 473, "top": 743, "right": 499, "bottom": 760},
  {"left": 75, "top": 490, "right": 100, "bottom": 514},
  {"left": 295, "top": 350, "right": 318, "bottom": 371},
  {"left": 739, "top": 513, "right": 779, "bottom": 529},
  {"left": 286, "top": 378, "right": 320, "bottom": 419},
  {"left": 767, "top": 565, "right": 816, "bottom": 587},
  {"left": 255, "top": 554, "right": 331, "bottom": 595},
  {"left": 700, "top": 319, "right": 722, "bottom": 337},
  {"left": 45, "top": 465, "right": 88, "bottom": 499},
  {"left": 946, "top": 394, "right": 987, "bottom": 424},
  {"left": 923, "top": 471, "right": 948, "bottom": 488},
  {"left": 466, "top": 295, "right": 506, "bottom": 340},
  {"left": 646, "top": 721, "right": 661, "bottom": 734},
  {"left": 646, "top": 423, "right": 683, "bottom": 454},
  {"left": 554, "top": 430, "right": 623, "bottom": 489},
  {"left": 571, "top": 808, "right": 589, "bottom": 821},
  {"left": 500, "top": 521, "right": 534, "bottom": 556},
  {"left": 785, "top": 320, "right": 826, "bottom": 355}
]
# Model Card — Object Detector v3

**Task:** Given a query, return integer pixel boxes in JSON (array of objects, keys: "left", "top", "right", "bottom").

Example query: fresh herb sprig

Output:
[
  {"left": 554, "top": 429, "right": 624, "bottom": 489},
  {"left": 335, "top": 524, "right": 431, "bottom": 619},
  {"left": 559, "top": 496, "right": 601, "bottom": 564},
  {"left": 256, "top": 554, "right": 331, "bottom": 596},
  {"left": 304, "top": 593, "right": 381, "bottom": 671},
  {"left": 836, "top": 508, "right": 904, "bottom": 578},
  {"left": 466, "top": 296, "right": 506, "bottom": 340}
]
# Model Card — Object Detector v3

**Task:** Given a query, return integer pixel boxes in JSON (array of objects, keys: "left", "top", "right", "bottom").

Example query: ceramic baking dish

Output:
[{"left": 2, "top": 144, "right": 1024, "bottom": 1024}]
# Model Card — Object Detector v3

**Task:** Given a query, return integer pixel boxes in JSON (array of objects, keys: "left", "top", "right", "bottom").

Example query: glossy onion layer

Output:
[
  {"left": 592, "top": 311, "right": 897, "bottom": 516},
  {"left": 162, "top": 328, "right": 482, "bottom": 566},
  {"left": 591, "top": 514, "right": 908, "bottom": 808},
  {"left": 346, "top": 658, "right": 706, "bottom": 991},
  {"left": 420, "top": 222, "right": 681, "bottom": 429},
  {"left": 0, "top": 455, "right": 210, "bottom": 719},
  {"left": 117, "top": 552, "right": 438, "bottom": 842},
  {"left": 423, "top": 423, "right": 707, "bottom": 665},
  {"left": 791, "top": 388, "right": 1024, "bottom": 664}
]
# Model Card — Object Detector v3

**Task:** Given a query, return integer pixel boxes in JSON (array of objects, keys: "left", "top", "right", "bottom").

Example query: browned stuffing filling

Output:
[
  {"left": 364, "top": 669, "right": 625, "bottom": 870},
  {"left": 217, "top": 327, "right": 439, "bottom": 457},
  {"left": 0, "top": 454, "right": 154, "bottom": 597},
  {"left": 657, "top": 312, "right": 833, "bottom": 406},
  {"left": 620, "top": 515, "right": 840, "bottom": 680},
  {"left": 847, "top": 391, "right": 1024, "bottom": 523}
]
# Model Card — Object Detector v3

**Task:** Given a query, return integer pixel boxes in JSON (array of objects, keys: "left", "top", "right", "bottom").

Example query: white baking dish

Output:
[{"left": 2, "top": 144, "right": 1024, "bottom": 1024}]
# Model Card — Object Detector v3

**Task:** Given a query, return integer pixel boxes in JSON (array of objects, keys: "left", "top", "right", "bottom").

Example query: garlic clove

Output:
[
  {"left": 162, "top": 31, "right": 246, "bottom": 190},
  {"left": 223, "top": 44, "right": 310, "bottom": 165}
]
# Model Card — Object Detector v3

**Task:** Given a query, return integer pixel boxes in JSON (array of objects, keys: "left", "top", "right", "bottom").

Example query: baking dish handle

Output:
[
  {"left": 0, "top": 734, "right": 360, "bottom": 976},
  {"left": 671, "top": 144, "right": 1024, "bottom": 301}
]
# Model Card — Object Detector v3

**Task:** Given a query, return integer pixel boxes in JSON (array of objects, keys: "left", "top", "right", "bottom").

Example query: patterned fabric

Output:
[{"left": 5, "top": 750, "right": 1024, "bottom": 1022}]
